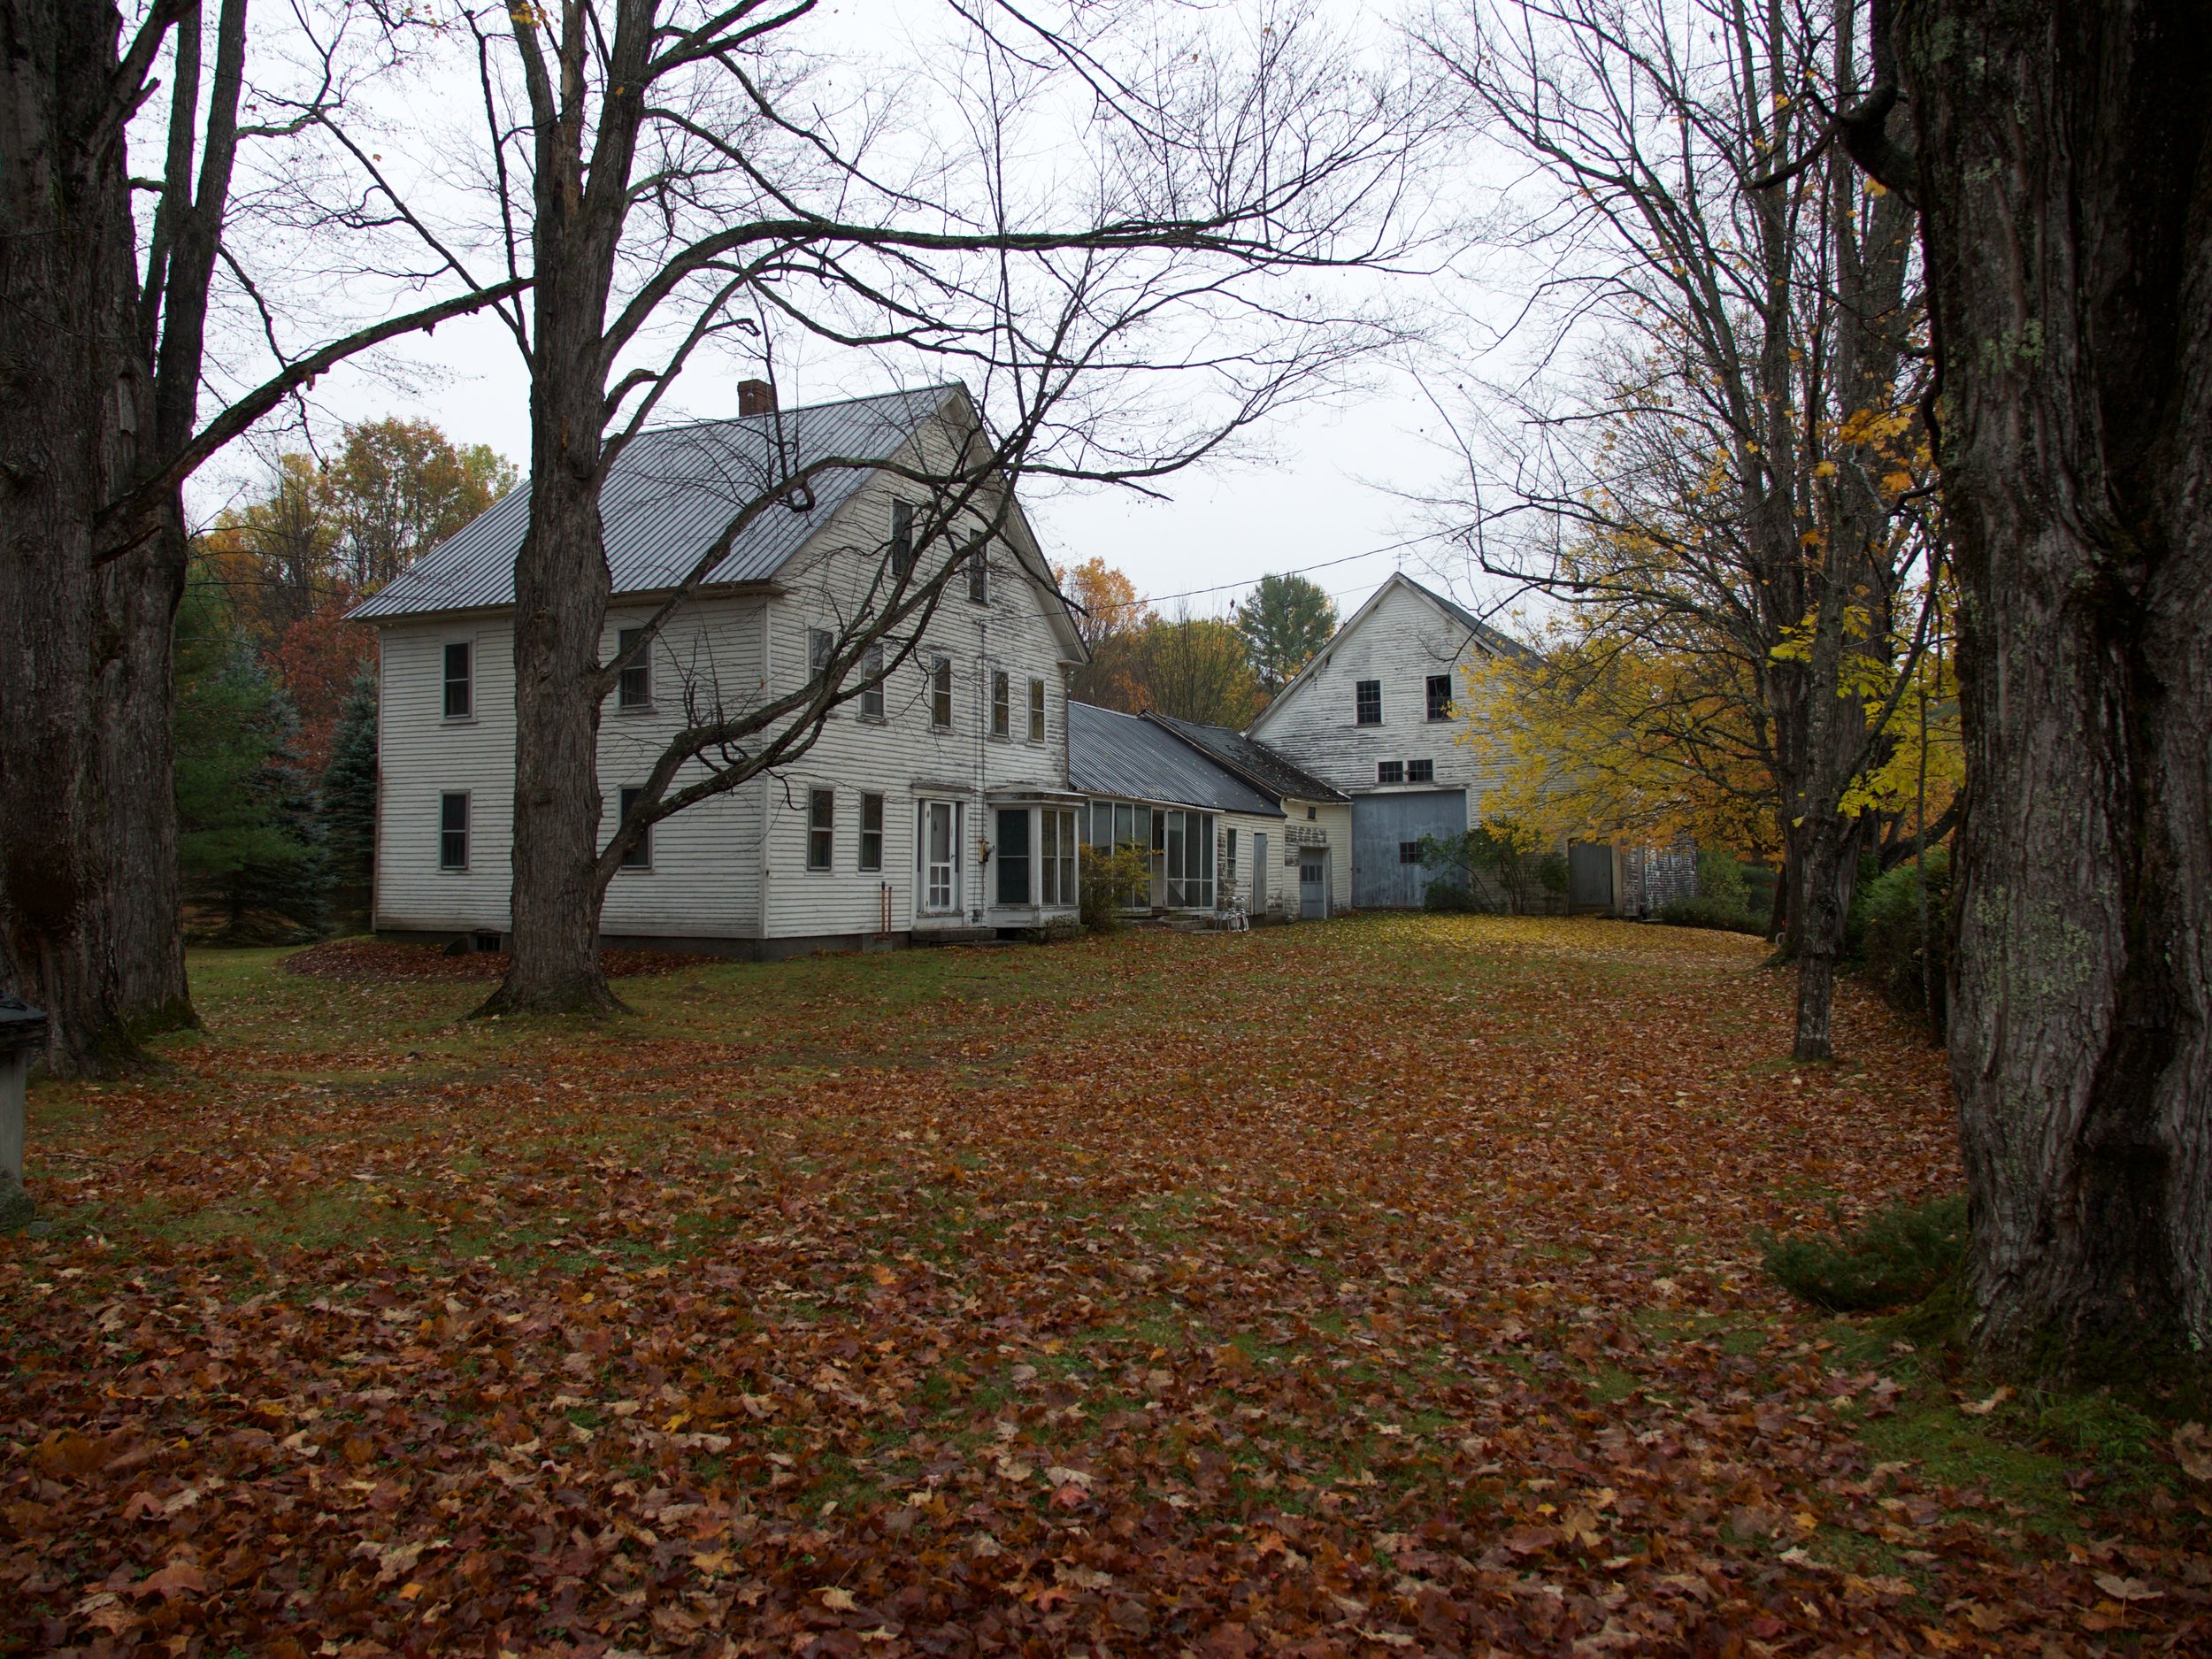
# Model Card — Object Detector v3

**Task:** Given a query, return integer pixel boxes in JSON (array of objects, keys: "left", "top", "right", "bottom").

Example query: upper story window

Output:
[
  {"left": 967, "top": 550, "right": 988, "bottom": 604},
  {"left": 617, "top": 627, "right": 652, "bottom": 710},
  {"left": 1425, "top": 673, "right": 1453, "bottom": 721},
  {"left": 1377, "top": 759, "right": 1404, "bottom": 785},
  {"left": 443, "top": 641, "right": 472, "bottom": 720},
  {"left": 807, "top": 787, "right": 833, "bottom": 870},
  {"left": 617, "top": 786, "right": 652, "bottom": 870},
  {"left": 929, "top": 657, "right": 954, "bottom": 730},
  {"left": 991, "top": 670, "right": 1010, "bottom": 738},
  {"left": 859, "top": 643, "right": 886, "bottom": 719},
  {"left": 439, "top": 792, "right": 469, "bottom": 870},
  {"left": 1028, "top": 678, "right": 1046, "bottom": 742},
  {"left": 890, "top": 499, "right": 916, "bottom": 579},
  {"left": 808, "top": 626, "right": 833, "bottom": 683},
  {"left": 1355, "top": 679, "right": 1381, "bottom": 726},
  {"left": 1408, "top": 757, "right": 1435, "bottom": 783}
]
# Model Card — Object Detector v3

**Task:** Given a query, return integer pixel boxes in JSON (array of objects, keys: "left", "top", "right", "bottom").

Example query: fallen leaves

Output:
[{"left": 4, "top": 916, "right": 2207, "bottom": 1655}]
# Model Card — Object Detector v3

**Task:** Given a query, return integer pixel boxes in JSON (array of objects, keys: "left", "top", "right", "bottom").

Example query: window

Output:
[
  {"left": 1377, "top": 760, "right": 1404, "bottom": 784},
  {"left": 859, "top": 793, "right": 884, "bottom": 872},
  {"left": 920, "top": 800, "right": 960, "bottom": 911},
  {"left": 1225, "top": 827, "right": 1239, "bottom": 889},
  {"left": 1089, "top": 800, "right": 1152, "bottom": 907},
  {"left": 929, "top": 657, "right": 953, "bottom": 729},
  {"left": 809, "top": 626, "right": 833, "bottom": 681},
  {"left": 995, "top": 808, "right": 1030, "bottom": 905},
  {"left": 439, "top": 792, "right": 469, "bottom": 870},
  {"left": 1399, "top": 841, "right": 1421, "bottom": 865},
  {"left": 1306, "top": 805, "right": 1317, "bottom": 821},
  {"left": 1355, "top": 679, "right": 1381, "bottom": 726},
  {"left": 991, "top": 670, "right": 1010, "bottom": 738},
  {"left": 1164, "top": 810, "right": 1216, "bottom": 909},
  {"left": 859, "top": 643, "right": 886, "bottom": 719},
  {"left": 1425, "top": 673, "right": 1454, "bottom": 721},
  {"left": 807, "top": 787, "right": 833, "bottom": 871},
  {"left": 1028, "top": 678, "right": 1046, "bottom": 742},
  {"left": 617, "top": 627, "right": 653, "bottom": 710},
  {"left": 443, "top": 641, "right": 472, "bottom": 720},
  {"left": 890, "top": 499, "right": 915, "bottom": 578},
  {"left": 967, "top": 550, "right": 988, "bottom": 603},
  {"left": 1041, "top": 809, "right": 1077, "bottom": 906},
  {"left": 618, "top": 787, "right": 652, "bottom": 869},
  {"left": 1408, "top": 757, "right": 1435, "bottom": 783}
]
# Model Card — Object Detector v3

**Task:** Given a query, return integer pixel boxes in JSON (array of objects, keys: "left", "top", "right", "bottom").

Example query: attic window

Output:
[
  {"left": 618, "top": 627, "right": 652, "bottom": 710},
  {"left": 1028, "top": 678, "right": 1046, "bottom": 742},
  {"left": 1425, "top": 673, "right": 1453, "bottom": 720},
  {"left": 1355, "top": 679, "right": 1381, "bottom": 726},
  {"left": 891, "top": 500, "right": 916, "bottom": 579},
  {"left": 967, "top": 549, "right": 988, "bottom": 603},
  {"left": 1377, "top": 760, "right": 1404, "bottom": 785}
]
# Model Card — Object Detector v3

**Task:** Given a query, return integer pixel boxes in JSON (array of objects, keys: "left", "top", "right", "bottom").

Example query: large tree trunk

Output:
[
  {"left": 0, "top": 0, "right": 160, "bottom": 1077},
  {"left": 1901, "top": 0, "right": 2212, "bottom": 1375},
  {"left": 1790, "top": 813, "right": 1864, "bottom": 1064}
]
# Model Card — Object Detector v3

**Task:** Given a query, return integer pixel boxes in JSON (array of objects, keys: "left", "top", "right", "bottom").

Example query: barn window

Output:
[
  {"left": 439, "top": 792, "right": 469, "bottom": 870},
  {"left": 930, "top": 657, "right": 953, "bottom": 729},
  {"left": 1355, "top": 679, "right": 1381, "bottom": 725},
  {"left": 443, "top": 641, "right": 472, "bottom": 720},
  {"left": 1425, "top": 673, "right": 1453, "bottom": 720},
  {"left": 807, "top": 787, "right": 833, "bottom": 870},
  {"left": 859, "top": 643, "right": 886, "bottom": 718},
  {"left": 991, "top": 670, "right": 1010, "bottom": 737},
  {"left": 618, "top": 787, "right": 652, "bottom": 870},
  {"left": 1408, "top": 758, "right": 1435, "bottom": 782},
  {"left": 859, "top": 793, "right": 884, "bottom": 872},
  {"left": 1399, "top": 841, "right": 1421, "bottom": 865},
  {"left": 1377, "top": 760, "right": 1404, "bottom": 784},
  {"left": 1028, "top": 678, "right": 1046, "bottom": 741},
  {"left": 618, "top": 627, "right": 653, "bottom": 710}
]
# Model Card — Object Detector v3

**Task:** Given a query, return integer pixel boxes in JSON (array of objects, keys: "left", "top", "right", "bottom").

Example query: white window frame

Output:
[
  {"left": 1027, "top": 678, "right": 1046, "bottom": 742},
  {"left": 616, "top": 626, "right": 653, "bottom": 711},
  {"left": 859, "top": 643, "right": 886, "bottom": 720},
  {"left": 442, "top": 641, "right": 473, "bottom": 722},
  {"left": 929, "top": 657, "right": 953, "bottom": 731},
  {"left": 918, "top": 800, "right": 962, "bottom": 913},
  {"left": 990, "top": 670, "right": 1010, "bottom": 739},
  {"left": 1041, "top": 808, "right": 1078, "bottom": 907},
  {"left": 858, "top": 792, "right": 885, "bottom": 872},
  {"left": 439, "top": 791, "right": 470, "bottom": 870},
  {"left": 806, "top": 787, "right": 833, "bottom": 872}
]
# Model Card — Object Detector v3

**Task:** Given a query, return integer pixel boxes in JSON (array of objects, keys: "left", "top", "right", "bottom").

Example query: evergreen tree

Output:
[
  {"left": 173, "top": 572, "right": 329, "bottom": 941},
  {"left": 320, "top": 665, "right": 380, "bottom": 932},
  {"left": 1234, "top": 573, "right": 1337, "bottom": 695}
]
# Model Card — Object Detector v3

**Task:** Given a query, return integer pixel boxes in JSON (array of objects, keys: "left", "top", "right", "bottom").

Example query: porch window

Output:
[
  {"left": 1163, "top": 810, "right": 1216, "bottom": 909},
  {"left": 859, "top": 793, "right": 884, "bottom": 872},
  {"left": 859, "top": 643, "right": 886, "bottom": 719},
  {"left": 439, "top": 792, "right": 469, "bottom": 870},
  {"left": 1041, "top": 809, "right": 1077, "bottom": 906},
  {"left": 930, "top": 657, "right": 953, "bottom": 729},
  {"left": 995, "top": 808, "right": 1030, "bottom": 905},
  {"left": 1028, "top": 678, "right": 1046, "bottom": 741},
  {"left": 443, "top": 641, "right": 472, "bottom": 720},
  {"left": 991, "top": 670, "right": 1010, "bottom": 738},
  {"left": 1355, "top": 679, "right": 1380, "bottom": 726},
  {"left": 618, "top": 627, "right": 652, "bottom": 710},
  {"left": 1425, "top": 673, "right": 1453, "bottom": 721},
  {"left": 618, "top": 787, "right": 651, "bottom": 870},
  {"left": 919, "top": 800, "right": 961, "bottom": 911},
  {"left": 807, "top": 787, "right": 833, "bottom": 870},
  {"left": 1377, "top": 760, "right": 1403, "bottom": 784}
]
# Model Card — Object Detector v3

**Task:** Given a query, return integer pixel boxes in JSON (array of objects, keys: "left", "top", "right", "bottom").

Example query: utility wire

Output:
[{"left": 1077, "top": 532, "right": 1445, "bottom": 612}]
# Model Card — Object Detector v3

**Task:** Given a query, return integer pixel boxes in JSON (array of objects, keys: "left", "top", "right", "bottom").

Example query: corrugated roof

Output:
[
  {"left": 354, "top": 384, "right": 962, "bottom": 621},
  {"left": 1068, "top": 702, "right": 1283, "bottom": 817},
  {"left": 1143, "top": 712, "right": 1351, "bottom": 803}
]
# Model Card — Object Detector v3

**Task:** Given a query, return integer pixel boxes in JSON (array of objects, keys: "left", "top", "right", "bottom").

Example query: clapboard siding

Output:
[
  {"left": 1248, "top": 577, "right": 1516, "bottom": 833},
  {"left": 374, "top": 622, "right": 518, "bottom": 933}
]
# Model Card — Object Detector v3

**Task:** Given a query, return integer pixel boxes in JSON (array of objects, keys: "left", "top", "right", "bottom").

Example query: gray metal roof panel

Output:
[
  {"left": 354, "top": 384, "right": 961, "bottom": 621},
  {"left": 1143, "top": 712, "right": 1351, "bottom": 803},
  {"left": 1067, "top": 702, "right": 1284, "bottom": 816}
]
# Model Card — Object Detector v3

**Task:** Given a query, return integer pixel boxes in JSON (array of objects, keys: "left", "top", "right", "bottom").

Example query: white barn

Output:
[{"left": 354, "top": 383, "right": 1091, "bottom": 956}]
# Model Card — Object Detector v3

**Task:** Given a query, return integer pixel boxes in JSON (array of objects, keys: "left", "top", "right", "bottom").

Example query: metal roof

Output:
[
  {"left": 1067, "top": 702, "right": 1283, "bottom": 817},
  {"left": 1142, "top": 712, "right": 1350, "bottom": 803},
  {"left": 354, "top": 384, "right": 964, "bottom": 621}
]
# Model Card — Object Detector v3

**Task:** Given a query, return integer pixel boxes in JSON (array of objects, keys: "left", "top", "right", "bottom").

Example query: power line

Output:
[{"left": 1078, "top": 532, "right": 1444, "bottom": 612}]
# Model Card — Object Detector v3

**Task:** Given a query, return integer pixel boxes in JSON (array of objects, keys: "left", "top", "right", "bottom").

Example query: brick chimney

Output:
[{"left": 738, "top": 378, "right": 776, "bottom": 418}]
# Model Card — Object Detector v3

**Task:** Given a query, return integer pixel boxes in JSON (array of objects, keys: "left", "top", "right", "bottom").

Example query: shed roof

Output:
[
  {"left": 1143, "top": 712, "right": 1350, "bottom": 803},
  {"left": 354, "top": 383, "right": 964, "bottom": 621},
  {"left": 1067, "top": 703, "right": 1283, "bottom": 817}
]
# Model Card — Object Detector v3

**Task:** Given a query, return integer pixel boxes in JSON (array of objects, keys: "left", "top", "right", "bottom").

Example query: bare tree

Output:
[
  {"left": 1420, "top": 0, "right": 1932, "bottom": 1059},
  {"left": 1824, "top": 1, "right": 2212, "bottom": 1380},
  {"left": 0, "top": 0, "right": 522, "bottom": 1077},
  {"left": 435, "top": 0, "right": 1428, "bottom": 1013}
]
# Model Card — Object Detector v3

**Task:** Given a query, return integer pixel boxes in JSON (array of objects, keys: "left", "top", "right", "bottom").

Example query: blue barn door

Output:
[{"left": 1351, "top": 790, "right": 1468, "bottom": 909}]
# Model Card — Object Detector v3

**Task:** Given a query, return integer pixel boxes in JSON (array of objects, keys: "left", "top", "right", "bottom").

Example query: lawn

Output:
[{"left": 4, "top": 916, "right": 2204, "bottom": 1655}]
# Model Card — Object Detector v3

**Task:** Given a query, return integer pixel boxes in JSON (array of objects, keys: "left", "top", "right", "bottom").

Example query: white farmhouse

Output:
[
  {"left": 354, "top": 383, "right": 1090, "bottom": 956},
  {"left": 1248, "top": 572, "right": 1632, "bottom": 911}
]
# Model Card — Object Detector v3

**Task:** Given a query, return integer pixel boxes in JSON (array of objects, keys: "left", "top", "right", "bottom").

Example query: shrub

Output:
[
  {"left": 1422, "top": 880, "right": 1490, "bottom": 913},
  {"left": 1658, "top": 893, "right": 1765, "bottom": 934},
  {"left": 1079, "top": 844, "right": 1152, "bottom": 932},
  {"left": 1763, "top": 1193, "right": 1969, "bottom": 1312},
  {"left": 1854, "top": 847, "right": 1951, "bottom": 1027},
  {"left": 1419, "top": 817, "right": 1547, "bottom": 913}
]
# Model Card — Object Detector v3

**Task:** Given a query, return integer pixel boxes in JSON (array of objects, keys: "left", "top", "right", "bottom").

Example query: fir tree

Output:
[{"left": 320, "top": 664, "right": 380, "bottom": 931}]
